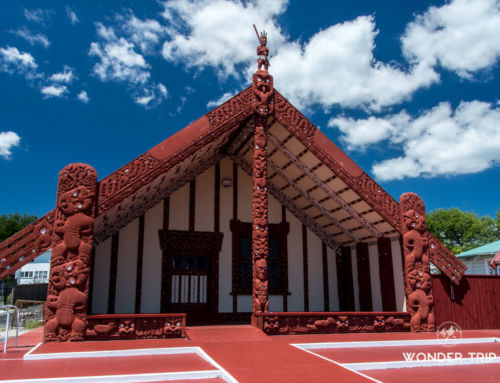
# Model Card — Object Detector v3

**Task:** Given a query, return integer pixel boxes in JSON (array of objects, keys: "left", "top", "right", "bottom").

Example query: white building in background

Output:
[{"left": 14, "top": 250, "right": 51, "bottom": 285}]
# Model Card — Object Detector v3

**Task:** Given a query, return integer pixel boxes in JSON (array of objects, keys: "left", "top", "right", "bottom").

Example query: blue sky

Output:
[{"left": 0, "top": 0, "right": 499, "bottom": 220}]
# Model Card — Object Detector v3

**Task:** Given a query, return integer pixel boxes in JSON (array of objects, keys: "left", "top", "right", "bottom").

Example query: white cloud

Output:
[
  {"left": 402, "top": 0, "right": 500, "bottom": 79},
  {"left": 271, "top": 16, "right": 438, "bottom": 111},
  {"left": 161, "top": 0, "right": 287, "bottom": 76},
  {"left": 77, "top": 90, "right": 89, "bottom": 103},
  {"left": 133, "top": 83, "right": 168, "bottom": 107},
  {"left": 330, "top": 101, "right": 500, "bottom": 180},
  {"left": 65, "top": 6, "right": 79, "bottom": 24},
  {"left": 159, "top": 0, "right": 438, "bottom": 111},
  {"left": 0, "top": 46, "right": 37, "bottom": 75},
  {"left": 49, "top": 65, "right": 75, "bottom": 83},
  {"left": 23, "top": 9, "right": 52, "bottom": 24},
  {"left": 10, "top": 27, "right": 50, "bottom": 48},
  {"left": 41, "top": 84, "right": 68, "bottom": 98},
  {"left": 119, "top": 11, "right": 166, "bottom": 53},
  {"left": 206, "top": 91, "right": 238, "bottom": 108},
  {"left": 89, "top": 23, "right": 150, "bottom": 84},
  {"left": 0, "top": 131, "right": 21, "bottom": 159}
]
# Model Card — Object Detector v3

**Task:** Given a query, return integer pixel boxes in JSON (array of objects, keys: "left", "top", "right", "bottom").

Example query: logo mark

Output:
[{"left": 437, "top": 321, "right": 462, "bottom": 347}]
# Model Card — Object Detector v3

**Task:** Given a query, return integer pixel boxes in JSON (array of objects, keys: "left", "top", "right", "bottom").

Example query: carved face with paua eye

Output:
[
  {"left": 118, "top": 320, "right": 135, "bottom": 336},
  {"left": 164, "top": 320, "right": 182, "bottom": 336},
  {"left": 255, "top": 258, "right": 268, "bottom": 281}
]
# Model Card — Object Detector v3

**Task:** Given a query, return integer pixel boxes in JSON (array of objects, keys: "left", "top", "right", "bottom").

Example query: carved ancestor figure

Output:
[
  {"left": 44, "top": 164, "right": 97, "bottom": 342},
  {"left": 400, "top": 193, "right": 435, "bottom": 332},
  {"left": 253, "top": 258, "right": 269, "bottom": 312},
  {"left": 254, "top": 25, "right": 269, "bottom": 72}
]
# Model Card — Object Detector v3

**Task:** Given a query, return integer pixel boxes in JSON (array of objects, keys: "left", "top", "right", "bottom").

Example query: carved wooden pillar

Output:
[
  {"left": 252, "top": 114, "right": 269, "bottom": 316},
  {"left": 44, "top": 164, "right": 97, "bottom": 342},
  {"left": 400, "top": 193, "right": 435, "bottom": 332}
]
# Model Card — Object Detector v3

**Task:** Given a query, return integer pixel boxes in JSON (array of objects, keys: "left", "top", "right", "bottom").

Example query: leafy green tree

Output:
[
  {"left": 0, "top": 213, "right": 38, "bottom": 242},
  {"left": 427, "top": 208, "right": 499, "bottom": 254}
]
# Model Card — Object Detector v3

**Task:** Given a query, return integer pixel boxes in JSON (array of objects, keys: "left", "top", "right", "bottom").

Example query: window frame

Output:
[{"left": 230, "top": 219, "right": 290, "bottom": 296}]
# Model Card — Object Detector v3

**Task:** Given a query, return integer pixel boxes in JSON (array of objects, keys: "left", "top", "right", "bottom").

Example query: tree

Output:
[
  {"left": 427, "top": 208, "right": 499, "bottom": 255},
  {"left": 0, "top": 213, "right": 38, "bottom": 242}
]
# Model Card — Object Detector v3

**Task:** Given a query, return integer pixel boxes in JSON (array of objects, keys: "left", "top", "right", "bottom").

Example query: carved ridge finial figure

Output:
[
  {"left": 252, "top": 25, "right": 274, "bottom": 116},
  {"left": 254, "top": 24, "right": 269, "bottom": 72}
]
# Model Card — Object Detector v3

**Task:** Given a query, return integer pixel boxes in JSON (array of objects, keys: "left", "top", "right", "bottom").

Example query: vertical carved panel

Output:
[
  {"left": 252, "top": 115, "right": 269, "bottom": 313},
  {"left": 400, "top": 193, "right": 435, "bottom": 332},
  {"left": 44, "top": 164, "right": 97, "bottom": 342}
]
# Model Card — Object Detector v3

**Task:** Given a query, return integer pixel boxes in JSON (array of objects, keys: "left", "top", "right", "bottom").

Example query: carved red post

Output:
[
  {"left": 399, "top": 193, "right": 436, "bottom": 332},
  {"left": 44, "top": 164, "right": 97, "bottom": 342},
  {"left": 251, "top": 28, "right": 274, "bottom": 323}
]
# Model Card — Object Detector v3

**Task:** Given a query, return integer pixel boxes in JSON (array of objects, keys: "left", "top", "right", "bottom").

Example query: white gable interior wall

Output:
[
  {"left": 140, "top": 200, "right": 163, "bottom": 313},
  {"left": 307, "top": 228, "right": 324, "bottom": 311},
  {"left": 286, "top": 210, "right": 304, "bottom": 311},
  {"left": 218, "top": 158, "right": 233, "bottom": 312},
  {"left": 114, "top": 218, "right": 139, "bottom": 314},
  {"left": 368, "top": 243, "right": 383, "bottom": 311},
  {"left": 90, "top": 157, "right": 406, "bottom": 316},
  {"left": 90, "top": 237, "right": 111, "bottom": 314}
]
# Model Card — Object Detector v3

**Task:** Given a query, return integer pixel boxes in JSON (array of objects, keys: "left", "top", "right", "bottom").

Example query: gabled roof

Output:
[
  {"left": 457, "top": 240, "right": 500, "bottom": 257},
  {"left": 0, "top": 86, "right": 466, "bottom": 283}
]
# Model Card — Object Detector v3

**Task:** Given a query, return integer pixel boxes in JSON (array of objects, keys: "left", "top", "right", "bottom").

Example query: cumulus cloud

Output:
[
  {"left": 89, "top": 23, "right": 150, "bottom": 84},
  {"left": 10, "top": 27, "right": 50, "bottom": 48},
  {"left": 133, "top": 83, "right": 168, "bottom": 107},
  {"left": 89, "top": 20, "right": 169, "bottom": 108},
  {"left": 402, "top": 0, "right": 500, "bottom": 79},
  {"left": 0, "top": 46, "right": 37, "bottom": 76},
  {"left": 329, "top": 101, "right": 500, "bottom": 180},
  {"left": 161, "top": 0, "right": 287, "bottom": 76},
  {"left": 119, "top": 11, "right": 166, "bottom": 53},
  {"left": 271, "top": 16, "right": 438, "bottom": 111},
  {"left": 23, "top": 9, "right": 53, "bottom": 24},
  {"left": 66, "top": 6, "right": 79, "bottom": 24},
  {"left": 41, "top": 84, "right": 68, "bottom": 98},
  {"left": 0, "top": 131, "right": 21, "bottom": 159},
  {"left": 49, "top": 65, "right": 75, "bottom": 83},
  {"left": 77, "top": 90, "right": 89, "bottom": 103}
]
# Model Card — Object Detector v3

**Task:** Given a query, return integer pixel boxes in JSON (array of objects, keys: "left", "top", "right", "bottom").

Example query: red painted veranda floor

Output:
[{"left": 1, "top": 326, "right": 499, "bottom": 382}]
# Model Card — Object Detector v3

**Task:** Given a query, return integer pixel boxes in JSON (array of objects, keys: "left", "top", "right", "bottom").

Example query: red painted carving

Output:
[
  {"left": 255, "top": 312, "right": 410, "bottom": 335},
  {"left": 206, "top": 87, "right": 254, "bottom": 130},
  {"left": 85, "top": 314, "right": 186, "bottom": 340},
  {"left": 274, "top": 91, "right": 316, "bottom": 141},
  {"left": 400, "top": 193, "right": 435, "bottom": 332},
  {"left": 44, "top": 164, "right": 97, "bottom": 342},
  {"left": 0, "top": 211, "right": 55, "bottom": 279},
  {"left": 252, "top": 116, "right": 269, "bottom": 314},
  {"left": 253, "top": 71, "right": 274, "bottom": 116}
]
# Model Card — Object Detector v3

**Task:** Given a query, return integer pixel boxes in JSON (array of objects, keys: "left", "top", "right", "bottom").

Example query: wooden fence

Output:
[{"left": 432, "top": 274, "right": 500, "bottom": 330}]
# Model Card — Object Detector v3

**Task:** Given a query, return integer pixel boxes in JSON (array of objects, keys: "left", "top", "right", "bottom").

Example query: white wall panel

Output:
[
  {"left": 169, "top": 183, "right": 189, "bottom": 230},
  {"left": 195, "top": 166, "right": 214, "bottom": 232},
  {"left": 114, "top": 218, "right": 138, "bottom": 314},
  {"left": 307, "top": 229, "right": 324, "bottom": 311},
  {"left": 237, "top": 167, "right": 252, "bottom": 222},
  {"left": 141, "top": 200, "right": 163, "bottom": 313},
  {"left": 91, "top": 238, "right": 112, "bottom": 314},
  {"left": 219, "top": 158, "right": 233, "bottom": 312},
  {"left": 350, "top": 246, "right": 360, "bottom": 311},
  {"left": 391, "top": 238, "right": 405, "bottom": 311},
  {"left": 368, "top": 243, "right": 383, "bottom": 311},
  {"left": 237, "top": 295, "right": 252, "bottom": 312},
  {"left": 269, "top": 295, "right": 283, "bottom": 312},
  {"left": 327, "top": 246, "right": 339, "bottom": 311},
  {"left": 286, "top": 211, "right": 304, "bottom": 311},
  {"left": 268, "top": 194, "right": 281, "bottom": 224}
]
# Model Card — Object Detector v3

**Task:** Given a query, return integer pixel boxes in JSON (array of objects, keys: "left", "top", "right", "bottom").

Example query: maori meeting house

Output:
[{"left": 1, "top": 30, "right": 473, "bottom": 343}]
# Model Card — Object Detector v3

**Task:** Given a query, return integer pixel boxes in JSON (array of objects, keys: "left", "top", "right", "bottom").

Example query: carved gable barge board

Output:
[
  {"left": 0, "top": 210, "right": 55, "bottom": 279},
  {"left": 272, "top": 90, "right": 466, "bottom": 284}
]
